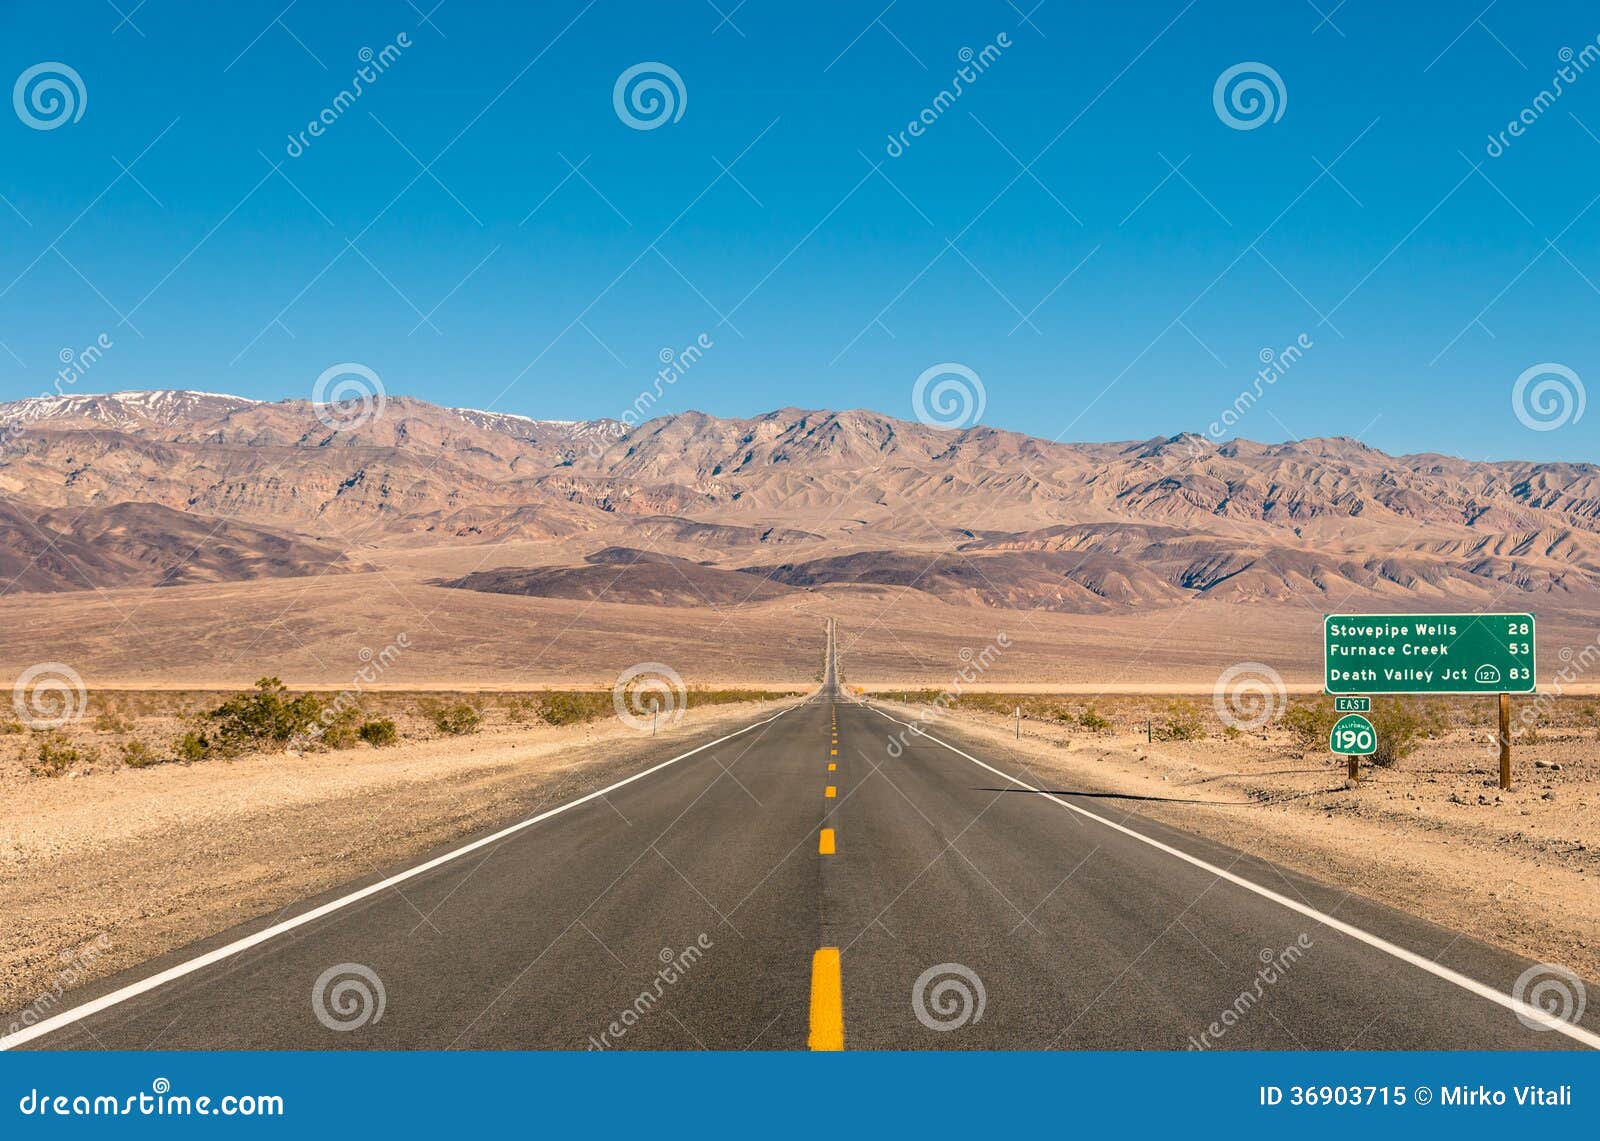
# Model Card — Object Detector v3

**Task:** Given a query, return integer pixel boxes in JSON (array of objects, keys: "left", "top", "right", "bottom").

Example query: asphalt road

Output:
[{"left": 8, "top": 635, "right": 1598, "bottom": 1050}]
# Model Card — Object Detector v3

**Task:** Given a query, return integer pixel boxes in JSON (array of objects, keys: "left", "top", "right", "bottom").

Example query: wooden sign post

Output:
[{"left": 1499, "top": 693, "right": 1512, "bottom": 790}]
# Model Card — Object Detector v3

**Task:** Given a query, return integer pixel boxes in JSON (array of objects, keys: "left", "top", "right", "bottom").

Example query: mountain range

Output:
[{"left": 1, "top": 389, "right": 1596, "bottom": 615}]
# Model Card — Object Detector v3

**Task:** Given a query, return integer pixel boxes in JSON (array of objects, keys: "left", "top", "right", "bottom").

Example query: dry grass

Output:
[{"left": 0, "top": 685, "right": 803, "bottom": 782}]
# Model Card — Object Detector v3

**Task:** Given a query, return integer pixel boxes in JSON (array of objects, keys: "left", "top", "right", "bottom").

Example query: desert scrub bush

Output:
[
  {"left": 1153, "top": 699, "right": 1205, "bottom": 741},
  {"left": 175, "top": 730, "right": 212, "bottom": 762},
  {"left": 358, "top": 718, "right": 398, "bottom": 746},
  {"left": 690, "top": 688, "right": 802, "bottom": 707},
  {"left": 538, "top": 691, "right": 609, "bottom": 726},
  {"left": 425, "top": 700, "right": 482, "bottom": 736},
  {"left": 0, "top": 718, "right": 23, "bottom": 734},
  {"left": 119, "top": 739, "right": 162, "bottom": 768},
  {"left": 31, "top": 733, "right": 92, "bottom": 777},
  {"left": 503, "top": 696, "right": 537, "bottom": 723},
  {"left": 1412, "top": 701, "right": 1450, "bottom": 739},
  {"left": 198, "top": 678, "right": 328, "bottom": 756},
  {"left": 1281, "top": 700, "right": 1337, "bottom": 752},
  {"left": 1077, "top": 705, "right": 1111, "bottom": 732},
  {"left": 958, "top": 693, "right": 1015, "bottom": 717},
  {"left": 1367, "top": 698, "right": 1425, "bottom": 768},
  {"left": 880, "top": 690, "right": 941, "bottom": 706},
  {"left": 317, "top": 703, "right": 364, "bottom": 750},
  {"left": 93, "top": 709, "right": 132, "bottom": 733}
]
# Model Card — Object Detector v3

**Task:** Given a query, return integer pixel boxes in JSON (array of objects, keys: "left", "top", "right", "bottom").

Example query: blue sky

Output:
[{"left": 3, "top": 0, "right": 1599, "bottom": 460}]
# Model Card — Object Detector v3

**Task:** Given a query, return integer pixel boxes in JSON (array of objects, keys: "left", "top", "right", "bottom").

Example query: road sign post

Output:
[{"left": 1499, "top": 693, "right": 1512, "bottom": 790}]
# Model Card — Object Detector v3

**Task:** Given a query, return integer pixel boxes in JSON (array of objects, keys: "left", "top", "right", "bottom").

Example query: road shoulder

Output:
[{"left": 866, "top": 698, "right": 1599, "bottom": 987}]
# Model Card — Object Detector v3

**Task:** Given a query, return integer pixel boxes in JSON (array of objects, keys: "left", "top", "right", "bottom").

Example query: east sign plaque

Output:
[{"left": 1323, "top": 613, "right": 1536, "bottom": 695}]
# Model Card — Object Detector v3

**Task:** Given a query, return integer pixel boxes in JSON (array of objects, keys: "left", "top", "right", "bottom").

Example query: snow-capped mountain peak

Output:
[{"left": 0, "top": 389, "right": 262, "bottom": 426}]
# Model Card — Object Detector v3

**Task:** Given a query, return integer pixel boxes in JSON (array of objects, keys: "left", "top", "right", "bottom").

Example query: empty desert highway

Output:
[{"left": 7, "top": 639, "right": 1598, "bottom": 1051}]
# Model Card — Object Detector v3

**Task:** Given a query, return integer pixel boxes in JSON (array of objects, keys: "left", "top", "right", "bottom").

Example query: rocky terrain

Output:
[{"left": 2, "top": 390, "right": 1597, "bottom": 614}]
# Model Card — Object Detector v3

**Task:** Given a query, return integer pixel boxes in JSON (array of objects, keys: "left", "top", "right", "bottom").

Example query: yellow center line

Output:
[
  {"left": 809, "top": 947, "right": 844, "bottom": 1051},
  {"left": 827, "top": 762, "right": 836, "bottom": 771},
  {"left": 818, "top": 827, "right": 836, "bottom": 854},
  {"left": 830, "top": 748, "right": 837, "bottom": 755},
  {"left": 825, "top": 785, "right": 836, "bottom": 798}
]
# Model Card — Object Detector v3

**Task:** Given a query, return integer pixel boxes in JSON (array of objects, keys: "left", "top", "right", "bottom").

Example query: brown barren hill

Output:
[
  {"left": 2, "top": 389, "right": 1598, "bottom": 686},
  {"left": 438, "top": 547, "right": 797, "bottom": 608}
]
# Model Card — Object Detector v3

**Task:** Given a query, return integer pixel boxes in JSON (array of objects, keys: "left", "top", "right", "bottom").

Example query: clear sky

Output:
[{"left": 3, "top": 0, "right": 1599, "bottom": 460}]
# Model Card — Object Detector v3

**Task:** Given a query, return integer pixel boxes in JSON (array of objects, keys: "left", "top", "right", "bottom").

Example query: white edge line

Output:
[
  {"left": 0, "top": 702, "right": 800, "bottom": 1050},
  {"left": 863, "top": 701, "right": 1600, "bottom": 1050}
]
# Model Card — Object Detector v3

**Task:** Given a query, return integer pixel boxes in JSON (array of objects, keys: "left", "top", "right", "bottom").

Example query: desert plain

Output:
[{"left": 1, "top": 392, "right": 1596, "bottom": 1026}]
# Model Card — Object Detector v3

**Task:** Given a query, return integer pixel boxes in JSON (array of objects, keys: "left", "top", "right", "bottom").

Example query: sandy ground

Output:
[
  {"left": 869, "top": 697, "right": 1599, "bottom": 983},
  {"left": 7, "top": 569, "right": 1599, "bottom": 690},
  {"left": 0, "top": 696, "right": 798, "bottom": 1016}
]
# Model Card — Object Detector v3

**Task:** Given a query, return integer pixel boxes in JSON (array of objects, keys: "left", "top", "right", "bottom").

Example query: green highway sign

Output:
[
  {"left": 1329, "top": 713, "right": 1376, "bottom": 756},
  {"left": 1334, "top": 696, "right": 1370, "bottom": 713},
  {"left": 1324, "top": 613, "right": 1536, "bottom": 695}
]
